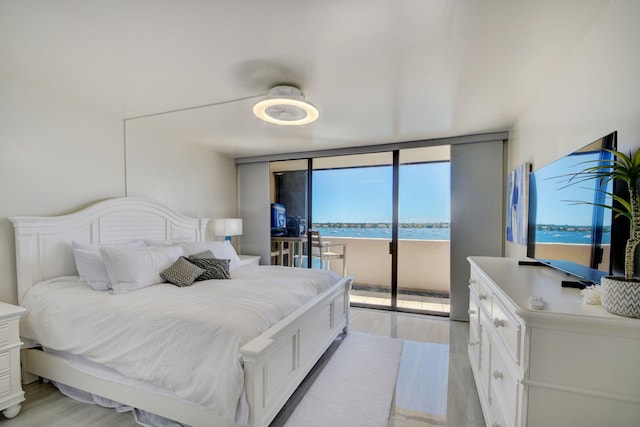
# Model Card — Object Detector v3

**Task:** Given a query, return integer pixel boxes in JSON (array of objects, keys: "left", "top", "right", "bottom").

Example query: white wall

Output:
[
  {"left": 125, "top": 122, "right": 237, "bottom": 240},
  {"left": 0, "top": 78, "right": 124, "bottom": 304},
  {"left": 506, "top": 0, "right": 640, "bottom": 259},
  {"left": 0, "top": 78, "right": 237, "bottom": 304}
]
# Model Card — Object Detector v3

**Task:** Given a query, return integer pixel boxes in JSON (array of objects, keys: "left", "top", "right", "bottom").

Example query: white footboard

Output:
[{"left": 241, "top": 276, "right": 352, "bottom": 427}]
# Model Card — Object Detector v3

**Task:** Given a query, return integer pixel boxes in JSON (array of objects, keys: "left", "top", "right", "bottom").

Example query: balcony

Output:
[{"left": 298, "top": 236, "right": 451, "bottom": 315}]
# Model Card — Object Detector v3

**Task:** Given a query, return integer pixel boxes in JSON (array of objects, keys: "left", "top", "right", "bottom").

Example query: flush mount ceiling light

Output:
[{"left": 252, "top": 85, "right": 319, "bottom": 126}]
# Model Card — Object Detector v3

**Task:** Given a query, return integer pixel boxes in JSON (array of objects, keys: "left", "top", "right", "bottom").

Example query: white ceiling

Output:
[{"left": 0, "top": 1, "right": 611, "bottom": 158}]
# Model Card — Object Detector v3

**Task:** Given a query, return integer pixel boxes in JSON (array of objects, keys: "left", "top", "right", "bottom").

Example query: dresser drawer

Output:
[
  {"left": 469, "top": 268, "right": 481, "bottom": 293},
  {"left": 0, "top": 325, "right": 8, "bottom": 347},
  {"left": 469, "top": 273, "right": 492, "bottom": 316},
  {"left": 489, "top": 383, "right": 511, "bottom": 427},
  {"left": 490, "top": 344, "right": 520, "bottom": 426},
  {"left": 478, "top": 310, "right": 492, "bottom": 392},
  {"left": 468, "top": 290, "right": 481, "bottom": 332},
  {"left": 491, "top": 294, "right": 522, "bottom": 364},
  {"left": 468, "top": 309, "right": 480, "bottom": 368},
  {"left": 0, "top": 374, "right": 10, "bottom": 397},
  {"left": 0, "top": 351, "right": 9, "bottom": 372},
  {"left": 468, "top": 330, "right": 480, "bottom": 374}
]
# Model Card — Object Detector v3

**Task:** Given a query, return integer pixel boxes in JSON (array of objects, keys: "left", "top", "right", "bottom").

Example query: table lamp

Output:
[{"left": 214, "top": 218, "right": 243, "bottom": 241}]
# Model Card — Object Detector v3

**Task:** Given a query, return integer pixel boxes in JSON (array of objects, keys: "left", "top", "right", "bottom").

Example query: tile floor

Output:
[
  {"left": 350, "top": 288, "right": 451, "bottom": 314},
  {"left": 349, "top": 307, "right": 486, "bottom": 427}
]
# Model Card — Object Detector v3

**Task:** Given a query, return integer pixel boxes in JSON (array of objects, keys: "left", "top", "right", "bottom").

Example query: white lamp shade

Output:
[{"left": 215, "top": 218, "right": 243, "bottom": 237}]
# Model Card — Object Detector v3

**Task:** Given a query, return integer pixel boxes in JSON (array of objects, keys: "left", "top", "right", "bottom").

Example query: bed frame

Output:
[{"left": 11, "top": 197, "right": 352, "bottom": 427}]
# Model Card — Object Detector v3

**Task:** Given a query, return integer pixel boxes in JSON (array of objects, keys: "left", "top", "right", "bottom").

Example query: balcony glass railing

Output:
[{"left": 309, "top": 236, "right": 450, "bottom": 314}]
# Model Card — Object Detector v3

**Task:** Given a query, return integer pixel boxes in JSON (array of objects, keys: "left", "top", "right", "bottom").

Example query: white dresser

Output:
[
  {"left": 467, "top": 256, "right": 640, "bottom": 427},
  {"left": 0, "top": 302, "right": 25, "bottom": 419}
]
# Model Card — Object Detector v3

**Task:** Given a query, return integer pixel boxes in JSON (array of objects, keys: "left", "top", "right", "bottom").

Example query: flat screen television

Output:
[{"left": 526, "top": 131, "right": 627, "bottom": 285}]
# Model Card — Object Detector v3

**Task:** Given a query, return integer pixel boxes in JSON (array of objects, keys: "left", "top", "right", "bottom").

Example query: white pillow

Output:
[
  {"left": 179, "top": 241, "right": 210, "bottom": 256},
  {"left": 214, "top": 240, "right": 241, "bottom": 269},
  {"left": 71, "top": 240, "right": 146, "bottom": 291},
  {"left": 180, "top": 241, "right": 241, "bottom": 269},
  {"left": 100, "top": 245, "right": 184, "bottom": 295},
  {"left": 72, "top": 249, "right": 111, "bottom": 291}
]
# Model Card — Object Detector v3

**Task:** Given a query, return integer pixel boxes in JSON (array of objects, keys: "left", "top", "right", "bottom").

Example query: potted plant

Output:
[{"left": 568, "top": 148, "right": 640, "bottom": 318}]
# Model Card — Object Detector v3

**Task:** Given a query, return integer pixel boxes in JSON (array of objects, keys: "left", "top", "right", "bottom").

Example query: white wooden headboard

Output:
[{"left": 10, "top": 197, "right": 209, "bottom": 305}]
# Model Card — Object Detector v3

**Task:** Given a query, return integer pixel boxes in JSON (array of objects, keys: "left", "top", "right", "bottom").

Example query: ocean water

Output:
[
  {"left": 315, "top": 226, "right": 450, "bottom": 240},
  {"left": 535, "top": 230, "right": 611, "bottom": 244},
  {"left": 314, "top": 226, "right": 610, "bottom": 244}
]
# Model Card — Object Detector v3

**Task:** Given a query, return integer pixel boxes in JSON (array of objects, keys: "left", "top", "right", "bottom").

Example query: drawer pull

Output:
[
  {"left": 468, "top": 309, "right": 477, "bottom": 315},
  {"left": 469, "top": 341, "right": 479, "bottom": 346},
  {"left": 492, "top": 370, "right": 503, "bottom": 380},
  {"left": 479, "top": 293, "right": 488, "bottom": 300},
  {"left": 493, "top": 318, "right": 505, "bottom": 328}
]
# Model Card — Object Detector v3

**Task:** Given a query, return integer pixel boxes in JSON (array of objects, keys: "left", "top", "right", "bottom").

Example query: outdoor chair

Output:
[{"left": 309, "top": 229, "right": 347, "bottom": 276}]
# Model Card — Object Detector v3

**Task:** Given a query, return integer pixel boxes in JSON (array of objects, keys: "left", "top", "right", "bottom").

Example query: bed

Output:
[{"left": 11, "top": 197, "right": 352, "bottom": 427}]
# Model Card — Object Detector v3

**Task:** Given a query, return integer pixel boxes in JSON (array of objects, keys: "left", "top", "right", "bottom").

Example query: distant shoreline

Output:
[
  {"left": 533, "top": 224, "right": 611, "bottom": 233},
  {"left": 313, "top": 225, "right": 450, "bottom": 241},
  {"left": 314, "top": 222, "right": 450, "bottom": 229},
  {"left": 309, "top": 223, "right": 610, "bottom": 244}
]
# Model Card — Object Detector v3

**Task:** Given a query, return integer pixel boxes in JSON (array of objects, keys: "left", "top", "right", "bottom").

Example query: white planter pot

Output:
[{"left": 600, "top": 276, "right": 640, "bottom": 318}]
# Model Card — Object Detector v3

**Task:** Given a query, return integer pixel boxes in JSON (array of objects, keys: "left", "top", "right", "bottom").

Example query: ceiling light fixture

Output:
[{"left": 252, "top": 85, "right": 319, "bottom": 126}]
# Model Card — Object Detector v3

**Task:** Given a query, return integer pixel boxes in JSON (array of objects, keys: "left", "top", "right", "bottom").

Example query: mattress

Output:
[{"left": 21, "top": 265, "right": 340, "bottom": 424}]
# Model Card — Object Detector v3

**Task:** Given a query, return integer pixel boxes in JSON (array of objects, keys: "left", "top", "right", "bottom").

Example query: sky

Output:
[
  {"left": 312, "top": 162, "right": 450, "bottom": 223},
  {"left": 533, "top": 151, "right": 612, "bottom": 226},
  {"left": 310, "top": 150, "right": 611, "bottom": 226}
]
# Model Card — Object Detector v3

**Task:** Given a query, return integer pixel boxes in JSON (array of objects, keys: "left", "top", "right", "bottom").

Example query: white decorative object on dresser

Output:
[
  {"left": 467, "top": 256, "right": 640, "bottom": 427},
  {"left": 238, "top": 254, "right": 261, "bottom": 267},
  {"left": 0, "top": 302, "right": 25, "bottom": 419}
]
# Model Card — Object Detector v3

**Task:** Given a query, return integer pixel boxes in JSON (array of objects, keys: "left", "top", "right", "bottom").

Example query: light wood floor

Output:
[
  {"left": 0, "top": 381, "right": 139, "bottom": 426},
  {"left": 1, "top": 308, "right": 484, "bottom": 427}
]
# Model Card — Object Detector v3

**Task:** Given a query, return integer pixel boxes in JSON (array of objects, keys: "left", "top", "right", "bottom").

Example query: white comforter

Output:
[{"left": 21, "top": 265, "right": 340, "bottom": 424}]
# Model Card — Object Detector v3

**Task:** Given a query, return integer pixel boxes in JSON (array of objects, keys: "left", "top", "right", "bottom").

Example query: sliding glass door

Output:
[
  {"left": 312, "top": 153, "right": 394, "bottom": 307},
  {"left": 397, "top": 147, "right": 451, "bottom": 313},
  {"left": 269, "top": 146, "right": 451, "bottom": 314}
]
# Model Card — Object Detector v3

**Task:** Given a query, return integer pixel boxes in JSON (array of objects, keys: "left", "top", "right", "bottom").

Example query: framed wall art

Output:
[{"left": 506, "top": 162, "right": 530, "bottom": 245}]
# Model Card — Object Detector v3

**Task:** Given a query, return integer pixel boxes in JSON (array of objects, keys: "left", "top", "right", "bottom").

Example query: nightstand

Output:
[
  {"left": 238, "top": 255, "right": 261, "bottom": 267},
  {"left": 0, "top": 302, "right": 25, "bottom": 419}
]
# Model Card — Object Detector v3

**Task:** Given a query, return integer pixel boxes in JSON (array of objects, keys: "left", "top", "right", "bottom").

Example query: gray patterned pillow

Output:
[
  {"left": 189, "top": 250, "right": 216, "bottom": 259},
  {"left": 188, "top": 256, "right": 231, "bottom": 280},
  {"left": 160, "top": 257, "right": 205, "bottom": 287}
]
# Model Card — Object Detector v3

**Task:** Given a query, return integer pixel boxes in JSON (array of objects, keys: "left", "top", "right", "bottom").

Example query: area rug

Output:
[{"left": 283, "top": 332, "right": 404, "bottom": 427}]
